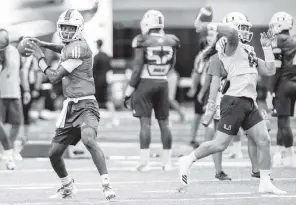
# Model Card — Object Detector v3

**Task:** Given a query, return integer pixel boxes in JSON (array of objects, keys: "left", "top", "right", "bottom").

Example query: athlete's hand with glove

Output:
[{"left": 202, "top": 100, "right": 216, "bottom": 127}]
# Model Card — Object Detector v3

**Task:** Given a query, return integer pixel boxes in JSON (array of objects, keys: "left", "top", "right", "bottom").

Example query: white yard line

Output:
[{"left": 3, "top": 195, "right": 296, "bottom": 205}]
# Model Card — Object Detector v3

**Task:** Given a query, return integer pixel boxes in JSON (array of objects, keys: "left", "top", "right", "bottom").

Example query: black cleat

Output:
[
  {"left": 215, "top": 171, "right": 232, "bottom": 181},
  {"left": 251, "top": 171, "right": 274, "bottom": 181},
  {"left": 189, "top": 140, "right": 200, "bottom": 148}
]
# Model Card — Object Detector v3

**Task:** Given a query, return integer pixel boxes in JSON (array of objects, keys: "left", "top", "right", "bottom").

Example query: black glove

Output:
[{"left": 123, "top": 96, "right": 131, "bottom": 109}]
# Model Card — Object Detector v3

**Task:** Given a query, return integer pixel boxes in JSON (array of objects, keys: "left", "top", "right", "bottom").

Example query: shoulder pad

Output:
[
  {"left": 273, "top": 34, "right": 289, "bottom": 48},
  {"left": 64, "top": 40, "right": 91, "bottom": 59},
  {"left": 167, "top": 34, "right": 181, "bottom": 48},
  {"left": 131, "top": 34, "right": 145, "bottom": 48}
]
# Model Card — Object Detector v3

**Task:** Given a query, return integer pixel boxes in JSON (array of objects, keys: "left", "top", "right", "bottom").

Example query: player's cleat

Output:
[
  {"left": 259, "top": 182, "right": 286, "bottom": 194},
  {"left": 162, "top": 164, "right": 173, "bottom": 171},
  {"left": 5, "top": 160, "right": 16, "bottom": 170},
  {"left": 49, "top": 179, "right": 77, "bottom": 199},
  {"left": 189, "top": 140, "right": 200, "bottom": 148},
  {"left": 215, "top": 171, "right": 231, "bottom": 180},
  {"left": 136, "top": 164, "right": 151, "bottom": 172},
  {"left": 272, "top": 152, "right": 283, "bottom": 167},
  {"left": 13, "top": 152, "right": 23, "bottom": 161},
  {"left": 228, "top": 151, "right": 243, "bottom": 159},
  {"left": 102, "top": 184, "right": 116, "bottom": 201},
  {"left": 251, "top": 172, "right": 274, "bottom": 181},
  {"left": 179, "top": 156, "right": 192, "bottom": 186}
]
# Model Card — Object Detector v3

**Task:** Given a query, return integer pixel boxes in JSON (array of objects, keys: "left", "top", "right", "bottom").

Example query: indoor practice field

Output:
[{"left": 0, "top": 109, "right": 296, "bottom": 205}]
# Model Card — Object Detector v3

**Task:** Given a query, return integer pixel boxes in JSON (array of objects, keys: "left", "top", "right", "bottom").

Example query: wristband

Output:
[
  {"left": 38, "top": 57, "right": 50, "bottom": 73},
  {"left": 262, "top": 46, "right": 275, "bottom": 62}
]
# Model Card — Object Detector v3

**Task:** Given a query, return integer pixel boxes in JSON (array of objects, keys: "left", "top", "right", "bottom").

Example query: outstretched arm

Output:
[
  {"left": 196, "top": 22, "right": 239, "bottom": 56},
  {"left": 27, "top": 41, "right": 81, "bottom": 84},
  {"left": 30, "top": 38, "right": 64, "bottom": 53},
  {"left": 257, "top": 32, "right": 276, "bottom": 76}
]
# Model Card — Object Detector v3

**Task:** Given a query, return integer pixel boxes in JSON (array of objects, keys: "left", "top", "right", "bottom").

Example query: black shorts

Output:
[
  {"left": 132, "top": 79, "right": 169, "bottom": 120},
  {"left": 194, "top": 84, "right": 209, "bottom": 114},
  {"left": 274, "top": 79, "right": 291, "bottom": 116},
  {"left": 53, "top": 99, "right": 100, "bottom": 146},
  {"left": 0, "top": 98, "right": 23, "bottom": 125},
  {"left": 217, "top": 95, "right": 263, "bottom": 135}
]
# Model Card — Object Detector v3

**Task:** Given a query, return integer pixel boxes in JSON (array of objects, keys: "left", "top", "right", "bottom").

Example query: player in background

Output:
[
  {"left": 123, "top": 10, "right": 179, "bottom": 171},
  {"left": 179, "top": 12, "right": 285, "bottom": 194},
  {"left": 267, "top": 12, "right": 296, "bottom": 167},
  {"left": 187, "top": 6, "right": 213, "bottom": 148},
  {"left": 25, "top": 9, "right": 115, "bottom": 200},
  {"left": 167, "top": 67, "right": 185, "bottom": 122},
  {"left": 187, "top": 39, "right": 210, "bottom": 148},
  {"left": 0, "top": 29, "right": 31, "bottom": 169}
]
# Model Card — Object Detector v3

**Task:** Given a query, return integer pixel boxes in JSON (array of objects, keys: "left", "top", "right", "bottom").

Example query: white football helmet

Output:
[
  {"left": 269, "top": 12, "right": 293, "bottom": 35},
  {"left": 140, "top": 10, "right": 164, "bottom": 35},
  {"left": 57, "top": 9, "right": 84, "bottom": 42},
  {"left": 222, "top": 12, "right": 253, "bottom": 42}
]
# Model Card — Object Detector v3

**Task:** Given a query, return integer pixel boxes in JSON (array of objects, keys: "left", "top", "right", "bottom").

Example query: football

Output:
[
  {"left": 197, "top": 6, "right": 213, "bottom": 23},
  {"left": 17, "top": 38, "right": 32, "bottom": 57}
]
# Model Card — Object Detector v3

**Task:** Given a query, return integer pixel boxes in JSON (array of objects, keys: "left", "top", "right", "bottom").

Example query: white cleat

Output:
[
  {"left": 178, "top": 156, "right": 192, "bottom": 187},
  {"left": 136, "top": 164, "right": 151, "bottom": 172},
  {"left": 13, "top": 152, "right": 23, "bottom": 161},
  {"left": 102, "top": 184, "right": 116, "bottom": 201},
  {"left": 273, "top": 152, "right": 283, "bottom": 167},
  {"left": 49, "top": 179, "right": 77, "bottom": 199},
  {"left": 259, "top": 182, "right": 287, "bottom": 195},
  {"left": 162, "top": 164, "right": 173, "bottom": 171}
]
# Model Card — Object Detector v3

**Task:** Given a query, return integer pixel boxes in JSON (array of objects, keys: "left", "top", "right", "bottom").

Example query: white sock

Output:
[
  {"left": 61, "top": 176, "right": 71, "bottom": 186},
  {"left": 285, "top": 146, "right": 294, "bottom": 157},
  {"left": 188, "top": 152, "right": 197, "bottom": 163},
  {"left": 140, "top": 149, "right": 150, "bottom": 165},
  {"left": 276, "top": 145, "right": 283, "bottom": 154},
  {"left": 162, "top": 149, "right": 172, "bottom": 166},
  {"left": 101, "top": 174, "right": 110, "bottom": 185},
  {"left": 260, "top": 170, "right": 271, "bottom": 184}
]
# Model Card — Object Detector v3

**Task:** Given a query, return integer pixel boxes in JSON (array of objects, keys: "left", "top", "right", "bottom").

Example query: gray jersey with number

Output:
[{"left": 131, "top": 33, "right": 180, "bottom": 81}]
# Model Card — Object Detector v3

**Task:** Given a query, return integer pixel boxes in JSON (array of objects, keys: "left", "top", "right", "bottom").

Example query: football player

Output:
[
  {"left": 268, "top": 12, "right": 296, "bottom": 167},
  {"left": 179, "top": 12, "right": 285, "bottom": 194},
  {"left": 25, "top": 9, "right": 115, "bottom": 200},
  {"left": 123, "top": 10, "right": 180, "bottom": 171},
  {"left": 0, "top": 29, "right": 31, "bottom": 169}
]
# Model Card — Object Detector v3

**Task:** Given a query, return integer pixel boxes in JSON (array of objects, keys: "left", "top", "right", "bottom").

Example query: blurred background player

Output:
[
  {"left": 93, "top": 39, "right": 119, "bottom": 126},
  {"left": 124, "top": 10, "right": 180, "bottom": 171},
  {"left": 25, "top": 9, "right": 115, "bottom": 200},
  {"left": 0, "top": 29, "right": 31, "bottom": 168},
  {"left": 187, "top": 39, "right": 208, "bottom": 148},
  {"left": 268, "top": 12, "right": 296, "bottom": 167},
  {"left": 187, "top": 6, "right": 213, "bottom": 148},
  {"left": 167, "top": 67, "right": 185, "bottom": 122},
  {"left": 19, "top": 36, "right": 44, "bottom": 150},
  {"left": 179, "top": 12, "right": 285, "bottom": 194}
]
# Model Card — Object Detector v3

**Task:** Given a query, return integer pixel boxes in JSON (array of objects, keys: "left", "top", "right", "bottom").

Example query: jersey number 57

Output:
[{"left": 146, "top": 46, "right": 174, "bottom": 76}]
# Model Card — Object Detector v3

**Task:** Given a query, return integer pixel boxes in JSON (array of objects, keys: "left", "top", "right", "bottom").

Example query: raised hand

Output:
[{"left": 260, "top": 31, "right": 275, "bottom": 47}]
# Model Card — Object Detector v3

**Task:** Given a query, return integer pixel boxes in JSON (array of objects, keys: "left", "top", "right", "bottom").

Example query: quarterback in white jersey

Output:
[{"left": 179, "top": 12, "right": 286, "bottom": 194}]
